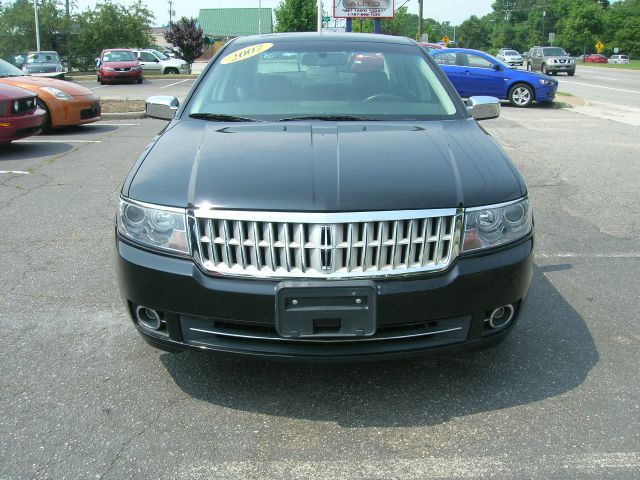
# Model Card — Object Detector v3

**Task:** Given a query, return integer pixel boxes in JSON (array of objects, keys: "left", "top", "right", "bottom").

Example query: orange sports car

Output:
[{"left": 0, "top": 58, "right": 100, "bottom": 129}]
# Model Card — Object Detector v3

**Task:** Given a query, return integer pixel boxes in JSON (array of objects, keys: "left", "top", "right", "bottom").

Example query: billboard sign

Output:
[{"left": 334, "top": 0, "right": 395, "bottom": 18}]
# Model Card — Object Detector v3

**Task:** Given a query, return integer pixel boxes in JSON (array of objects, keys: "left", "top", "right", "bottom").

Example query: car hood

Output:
[
  {"left": 102, "top": 61, "right": 138, "bottom": 68},
  {"left": 0, "top": 83, "right": 36, "bottom": 100},
  {"left": 163, "top": 58, "right": 187, "bottom": 67},
  {"left": 0, "top": 76, "right": 94, "bottom": 96},
  {"left": 24, "top": 62, "right": 59, "bottom": 71},
  {"left": 125, "top": 119, "right": 525, "bottom": 211}
]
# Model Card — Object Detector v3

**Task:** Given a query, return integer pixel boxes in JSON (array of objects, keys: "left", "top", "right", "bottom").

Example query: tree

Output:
[
  {"left": 458, "top": 15, "right": 492, "bottom": 50},
  {"left": 164, "top": 17, "right": 203, "bottom": 65},
  {"left": 72, "top": 1, "right": 154, "bottom": 70},
  {"left": 274, "top": 0, "right": 317, "bottom": 33},
  {"left": 0, "top": 0, "right": 65, "bottom": 60}
]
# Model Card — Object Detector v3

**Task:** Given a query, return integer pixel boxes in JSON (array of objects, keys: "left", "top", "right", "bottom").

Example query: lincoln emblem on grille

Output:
[{"left": 320, "top": 225, "right": 333, "bottom": 271}]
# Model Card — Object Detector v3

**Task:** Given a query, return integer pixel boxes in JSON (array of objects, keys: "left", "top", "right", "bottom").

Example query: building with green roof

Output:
[{"left": 198, "top": 8, "right": 274, "bottom": 39}]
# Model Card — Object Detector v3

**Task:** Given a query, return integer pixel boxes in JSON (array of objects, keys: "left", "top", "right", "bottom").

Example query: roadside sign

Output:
[
  {"left": 323, "top": 16, "right": 331, "bottom": 22},
  {"left": 595, "top": 41, "right": 604, "bottom": 53},
  {"left": 614, "top": 47, "right": 619, "bottom": 53},
  {"left": 442, "top": 35, "right": 449, "bottom": 46},
  {"left": 548, "top": 32, "right": 555, "bottom": 44},
  {"left": 334, "top": 0, "right": 395, "bottom": 18}
]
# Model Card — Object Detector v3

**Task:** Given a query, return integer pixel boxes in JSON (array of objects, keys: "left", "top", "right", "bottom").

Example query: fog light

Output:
[
  {"left": 488, "top": 304, "right": 515, "bottom": 329},
  {"left": 135, "top": 306, "right": 164, "bottom": 331}
]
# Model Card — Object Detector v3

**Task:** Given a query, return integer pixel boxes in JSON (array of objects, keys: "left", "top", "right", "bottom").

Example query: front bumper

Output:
[
  {"left": 0, "top": 108, "right": 45, "bottom": 143},
  {"left": 116, "top": 234, "right": 534, "bottom": 361},
  {"left": 48, "top": 94, "right": 101, "bottom": 127},
  {"left": 547, "top": 63, "right": 575, "bottom": 72},
  {"left": 101, "top": 69, "right": 143, "bottom": 82}
]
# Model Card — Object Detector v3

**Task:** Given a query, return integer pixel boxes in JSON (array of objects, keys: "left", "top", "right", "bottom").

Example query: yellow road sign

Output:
[
  {"left": 442, "top": 36, "right": 450, "bottom": 46},
  {"left": 595, "top": 41, "right": 604, "bottom": 54}
]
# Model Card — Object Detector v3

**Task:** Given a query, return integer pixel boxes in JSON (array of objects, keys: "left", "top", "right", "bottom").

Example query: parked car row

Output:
[
  {"left": 96, "top": 48, "right": 190, "bottom": 84},
  {"left": 582, "top": 53, "right": 630, "bottom": 64},
  {"left": 0, "top": 58, "right": 101, "bottom": 143}
]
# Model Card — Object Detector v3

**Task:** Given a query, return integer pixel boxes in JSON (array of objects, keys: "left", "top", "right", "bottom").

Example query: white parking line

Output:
[
  {"left": 15, "top": 139, "right": 101, "bottom": 143},
  {"left": 91, "top": 123, "right": 141, "bottom": 126},
  {"left": 160, "top": 79, "right": 190, "bottom": 89},
  {"left": 561, "top": 81, "right": 640, "bottom": 95},
  {"left": 0, "top": 170, "right": 31, "bottom": 175},
  {"left": 91, "top": 85, "right": 108, "bottom": 90}
]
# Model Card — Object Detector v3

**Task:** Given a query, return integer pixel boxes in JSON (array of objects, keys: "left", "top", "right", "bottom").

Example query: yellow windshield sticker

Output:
[{"left": 221, "top": 43, "right": 274, "bottom": 65}]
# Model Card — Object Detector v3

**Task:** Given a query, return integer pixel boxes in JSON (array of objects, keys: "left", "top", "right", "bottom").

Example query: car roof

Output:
[
  {"left": 231, "top": 32, "right": 416, "bottom": 47},
  {"left": 432, "top": 48, "right": 491, "bottom": 56},
  {"left": 103, "top": 48, "right": 134, "bottom": 52}
]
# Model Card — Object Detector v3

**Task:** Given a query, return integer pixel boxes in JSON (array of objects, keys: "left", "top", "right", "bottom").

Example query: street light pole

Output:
[
  {"left": 418, "top": 0, "right": 423, "bottom": 41},
  {"left": 258, "top": 0, "right": 262, "bottom": 35},
  {"left": 34, "top": 0, "right": 41, "bottom": 51},
  {"left": 317, "top": 0, "right": 322, "bottom": 33}
]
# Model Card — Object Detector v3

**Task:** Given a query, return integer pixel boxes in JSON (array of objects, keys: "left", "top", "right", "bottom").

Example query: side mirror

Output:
[
  {"left": 467, "top": 96, "right": 500, "bottom": 121},
  {"left": 155, "top": 58, "right": 160, "bottom": 63},
  {"left": 492, "top": 63, "right": 502, "bottom": 71},
  {"left": 145, "top": 96, "right": 179, "bottom": 120}
]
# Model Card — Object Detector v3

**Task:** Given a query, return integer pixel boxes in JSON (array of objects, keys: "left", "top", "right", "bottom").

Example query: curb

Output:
[{"left": 101, "top": 111, "right": 146, "bottom": 120}]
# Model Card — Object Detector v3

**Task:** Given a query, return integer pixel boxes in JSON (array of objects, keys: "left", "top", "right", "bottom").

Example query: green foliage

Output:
[
  {"left": 0, "top": 0, "right": 65, "bottom": 60},
  {"left": 72, "top": 1, "right": 155, "bottom": 70},
  {"left": 274, "top": 0, "right": 317, "bottom": 32},
  {"left": 457, "top": 15, "right": 491, "bottom": 50},
  {"left": 164, "top": 17, "right": 203, "bottom": 65}
]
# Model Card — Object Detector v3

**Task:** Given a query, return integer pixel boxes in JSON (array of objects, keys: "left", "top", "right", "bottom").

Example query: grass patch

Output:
[
  {"left": 101, "top": 99, "right": 145, "bottom": 113},
  {"left": 556, "top": 91, "right": 574, "bottom": 97}
]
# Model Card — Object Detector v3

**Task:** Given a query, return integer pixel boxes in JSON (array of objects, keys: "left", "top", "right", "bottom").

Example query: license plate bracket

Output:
[{"left": 276, "top": 281, "right": 377, "bottom": 339}]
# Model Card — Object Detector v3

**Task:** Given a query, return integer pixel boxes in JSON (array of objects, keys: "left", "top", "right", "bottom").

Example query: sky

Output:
[{"left": 72, "top": 0, "right": 494, "bottom": 28}]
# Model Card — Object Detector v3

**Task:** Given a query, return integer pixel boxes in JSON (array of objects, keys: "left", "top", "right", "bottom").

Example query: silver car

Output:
[
  {"left": 497, "top": 48, "right": 523, "bottom": 66},
  {"left": 525, "top": 46, "right": 575, "bottom": 76},
  {"left": 131, "top": 49, "right": 191, "bottom": 75},
  {"left": 16, "top": 51, "right": 64, "bottom": 74}
]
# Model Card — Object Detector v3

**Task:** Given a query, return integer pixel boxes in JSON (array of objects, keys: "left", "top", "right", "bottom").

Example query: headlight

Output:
[
  {"left": 103, "top": 66, "right": 115, "bottom": 72},
  {"left": 117, "top": 197, "right": 190, "bottom": 255},
  {"left": 462, "top": 198, "right": 532, "bottom": 252},
  {"left": 40, "top": 87, "right": 73, "bottom": 101},
  {"left": 539, "top": 79, "right": 555, "bottom": 86}
]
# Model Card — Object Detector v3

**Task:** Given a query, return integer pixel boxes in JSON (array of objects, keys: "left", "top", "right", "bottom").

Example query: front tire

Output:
[
  {"left": 541, "top": 63, "right": 548, "bottom": 75},
  {"left": 37, "top": 99, "right": 52, "bottom": 131},
  {"left": 508, "top": 83, "right": 534, "bottom": 108},
  {"left": 568, "top": 71, "right": 575, "bottom": 76},
  {"left": 526, "top": 62, "right": 532, "bottom": 71},
  {"left": 164, "top": 67, "right": 179, "bottom": 75}
]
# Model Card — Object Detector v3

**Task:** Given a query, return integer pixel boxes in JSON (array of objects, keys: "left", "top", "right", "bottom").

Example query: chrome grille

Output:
[{"left": 193, "top": 210, "right": 461, "bottom": 278}]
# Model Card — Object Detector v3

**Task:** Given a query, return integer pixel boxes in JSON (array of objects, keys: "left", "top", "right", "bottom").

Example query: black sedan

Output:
[{"left": 116, "top": 33, "right": 533, "bottom": 361}]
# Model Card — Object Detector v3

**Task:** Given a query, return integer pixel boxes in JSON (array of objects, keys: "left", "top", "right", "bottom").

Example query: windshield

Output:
[
  {"left": 103, "top": 50, "right": 136, "bottom": 62},
  {"left": 0, "top": 59, "right": 26, "bottom": 77},
  {"left": 543, "top": 47, "right": 567, "bottom": 56},
  {"left": 187, "top": 40, "right": 460, "bottom": 121},
  {"left": 505, "top": 50, "right": 519, "bottom": 56},
  {"left": 152, "top": 50, "right": 169, "bottom": 60},
  {"left": 26, "top": 52, "right": 60, "bottom": 63}
]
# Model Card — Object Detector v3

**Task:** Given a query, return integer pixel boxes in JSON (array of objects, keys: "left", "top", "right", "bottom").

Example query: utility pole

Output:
[
  {"left": 168, "top": 0, "right": 174, "bottom": 27},
  {"left": 542, "top": 10, "right": 545, "bottom": 46},
  {"left": 34, "top": 0, "right": 41, "bottom": 51},
  {"left": 418, "top": 0, "right": 423, "bottom": 41},
  {"left": 258, "top": 0, "right": 262, "bottom": 34},
  {"left": 65, "top": 0, "right": 70, "bottom": 69},
  {"left": 317, "top": 0, "right": 322, "bottom": 33}
]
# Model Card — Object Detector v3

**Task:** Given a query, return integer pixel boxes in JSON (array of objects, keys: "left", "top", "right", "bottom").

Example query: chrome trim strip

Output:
[
  {"left": 120, "top": 195, "right": 186, "bottom": 214},
  {"left": 465, "top": 196, "right": 528, "bottom": 212},
  {"left": 193, "top": 208, "right": 459, "bottom": 222},
  {"left": 188, "top": 326, "right": 463, "bottom": 343}
]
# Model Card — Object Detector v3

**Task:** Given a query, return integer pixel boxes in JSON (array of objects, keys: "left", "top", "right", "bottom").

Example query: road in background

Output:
[
  {"left": 1, "top": 107, "right": 639, "bottom": 478},
  {"left": 558, "top": 65, "right": 640, "bottom": 108}
]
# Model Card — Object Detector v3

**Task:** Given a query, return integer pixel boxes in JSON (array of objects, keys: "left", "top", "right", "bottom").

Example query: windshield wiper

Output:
[
  {"left": 278, "top": 115, "right": 379, "bottom": 122},
  {"left": 189, "top": 113, "right": 262, "bottom": 122}
]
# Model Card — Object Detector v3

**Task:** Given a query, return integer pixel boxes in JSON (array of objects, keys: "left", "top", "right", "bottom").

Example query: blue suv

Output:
[{"left": 430, "top": 48, "right": 558, "bottom": 108}]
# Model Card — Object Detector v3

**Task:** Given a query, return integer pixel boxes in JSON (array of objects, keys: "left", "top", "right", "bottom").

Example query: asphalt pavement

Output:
[
  {"left": 79, "top": 77, "right": 198, "bottom": 101},
  {"left": 1, "top": 105, "right": 639, "bottom": 478}
]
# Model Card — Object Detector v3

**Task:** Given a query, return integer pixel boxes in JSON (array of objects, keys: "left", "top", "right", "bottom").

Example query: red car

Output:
[
  {"left": 97, "top": 49, "right": 143, "bottom": 85},
  {"left": 583, "top": 54, "right": 608, "bottom": 63},
  {"left": 0, "top": 83, "right": 45, "bottom": 144}
]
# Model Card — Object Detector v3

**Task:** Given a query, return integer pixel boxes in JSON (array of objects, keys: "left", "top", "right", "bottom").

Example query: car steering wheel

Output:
[{"left": 363, "top": 93, "right": 406, "bottom": 103}]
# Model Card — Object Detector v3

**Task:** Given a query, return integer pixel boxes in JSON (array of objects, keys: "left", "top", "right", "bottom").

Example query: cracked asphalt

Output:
[{"left": 1, "top": 106, "right": 639, "bottom": 479}]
